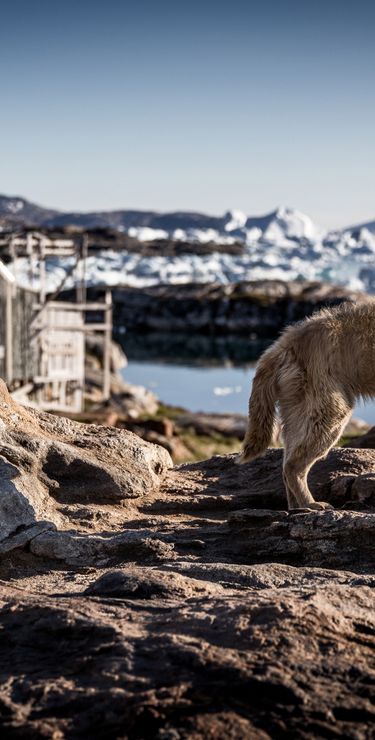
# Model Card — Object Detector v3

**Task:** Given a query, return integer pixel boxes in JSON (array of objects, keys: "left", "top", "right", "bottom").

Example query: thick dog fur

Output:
[{"left": 238, "top": 299, "right": 375, "bottom": 510}]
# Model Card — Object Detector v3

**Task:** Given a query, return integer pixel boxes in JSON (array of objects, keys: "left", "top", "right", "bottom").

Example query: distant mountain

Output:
[
  {"left": 0, "top": 196, "right": 251, "bottom": 236},
  {"left": 0, "top": 195, "right": 59, "bottom": 225},
  {"left": 1, "top": 194, "right": 374, "bottom": 246},
  {"left": 0, "top": 195, "right": 329, "bottom": 243}
]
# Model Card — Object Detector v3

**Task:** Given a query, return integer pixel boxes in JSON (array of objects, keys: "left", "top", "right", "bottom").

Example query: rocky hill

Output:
[
  {"left": 1, "top": 194, "right": 374, "bottom": 243},
  {"left": 0, "top": 379, "right": 374, "bottom": 737},
  {"left": 0, "top": 195, "right": 59, "bottom": 226},
  {"left": 104, "top": 280, "right": 364, "bottom": 336}
]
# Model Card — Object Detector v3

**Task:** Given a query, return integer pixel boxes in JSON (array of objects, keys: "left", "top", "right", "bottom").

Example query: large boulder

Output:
[{"left": 0, "top": 380, "right": 171, "bottom": 554}]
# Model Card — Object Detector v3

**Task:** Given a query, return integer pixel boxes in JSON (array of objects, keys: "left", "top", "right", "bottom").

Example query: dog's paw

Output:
[
  {"left": 234, "top": 453, "right": 245, "bottom": 466},
  {"left": 307, "top": 501, "right": 334, "bottom": 511}
]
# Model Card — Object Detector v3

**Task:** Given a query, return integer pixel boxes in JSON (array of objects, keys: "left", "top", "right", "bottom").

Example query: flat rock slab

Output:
[
  {"left": 226, "top": 508, "right": 375, "bottom": 568},
  {"left": 0, "top": 578, "right": 374, "bottom": 738},
  {"left": 169, "top": 448, "right": 375, "bottom": 511}
]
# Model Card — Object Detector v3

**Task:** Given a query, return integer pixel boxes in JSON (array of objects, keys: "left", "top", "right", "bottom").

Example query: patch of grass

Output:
[
  {"left": 154, "top": 402, "right": 187, "bottom": 419},
  {"left": 178, "top": 428, "right": 240, "bottom": 462},
  {"left": 337, "top": 434, "right": 357, "bottom": 448}
]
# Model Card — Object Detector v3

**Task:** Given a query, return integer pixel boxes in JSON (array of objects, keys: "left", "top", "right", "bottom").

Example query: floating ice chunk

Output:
[
  {"left": 213, "top": 385, "right": 242, "bottom": 396},
  {"left": 128, "top": 227, "right": 169, "bottom": 241},
  {"left": 224, "top": 210, "right": 247, "bottom": 232}
]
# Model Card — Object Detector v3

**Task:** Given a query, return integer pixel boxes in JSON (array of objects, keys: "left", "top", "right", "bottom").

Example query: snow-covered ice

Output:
[{"left": 6, "top": 206, "right": 375, "bottom": 294}]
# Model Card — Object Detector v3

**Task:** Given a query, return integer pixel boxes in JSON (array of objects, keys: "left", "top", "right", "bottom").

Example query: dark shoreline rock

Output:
[
  {"left": 109, "top": 280, "right": 363, "bottom": 336},
  {"left": 62, "top": 279, "right": 365, "bottom": 337}
]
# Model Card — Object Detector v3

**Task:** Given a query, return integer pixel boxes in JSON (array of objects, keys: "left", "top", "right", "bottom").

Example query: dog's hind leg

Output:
[{"left": 281, "top": 390, "right": 352, "bottom": 510}]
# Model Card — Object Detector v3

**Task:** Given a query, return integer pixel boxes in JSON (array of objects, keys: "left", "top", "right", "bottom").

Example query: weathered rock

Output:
[
  {"left": 29, "top": 529, "right": 176, "bottom": 564},
  {"left": 0, "top": 379, "right": 171, "bottom": 554},
  {"left": 2, "top": 424, "right": 375, "bottom": 571},
  {"left": 164, "top": 560, "right": 375, "bottom": 589},
  {"left": 85, "top": 566, "right": 222, "bottom": 599},
  {"left": 0, "top": 451, "right": 63, "bottom": 543},
  {"left": 169, "top": 447, "right": 375, "bottom": 512},
  {"left": 225, "top": 508, "right": 375, "bottom": 569},
  {"left": 0, "top": 579, "right": 374, "bottom": 738}
]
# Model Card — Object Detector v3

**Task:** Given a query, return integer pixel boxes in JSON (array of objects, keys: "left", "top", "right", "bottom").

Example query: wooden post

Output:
[
  {"left": 76, "top": 233, "right": 88, "bottom": 305},
  {"left": 103, "top": 289, "right": 112, "bottom": 401},
  {"left": 9, "top": 236, "right": 17, "bottom": 285},
  {"left": 0, "top": 261, "right": 16, "bottom": 387},
  {"left": 26, "top": 232, "right": 35, "bottom": 289},
  {"left": 5, "top": 280, "right": 13, "bottom": 386},
  {"left": 39, "top": 235, "right": 46, "bottom": 305}
]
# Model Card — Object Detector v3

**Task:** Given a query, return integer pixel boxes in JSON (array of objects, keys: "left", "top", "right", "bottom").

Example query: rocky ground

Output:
[{"left": 0, "top": 379, "right": 375, "bottom": 738}]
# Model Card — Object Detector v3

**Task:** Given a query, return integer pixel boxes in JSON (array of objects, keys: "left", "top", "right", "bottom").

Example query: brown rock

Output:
[
  {"left": 0, "top": 379, "right": 171, "bottom": 553},
  {"left": 85, "top": 566, "right": 223, "bottom": 599},
  {"left": 0, "top": 579, "right": 374, "bottom": 737}
]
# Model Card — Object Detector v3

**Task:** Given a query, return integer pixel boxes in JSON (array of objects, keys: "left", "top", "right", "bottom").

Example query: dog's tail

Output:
[{"left": 237, "top": 346, "right": 279, "bottom": 464}]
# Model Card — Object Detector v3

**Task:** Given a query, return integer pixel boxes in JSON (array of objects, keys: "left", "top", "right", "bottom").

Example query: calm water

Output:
[{"left": 119, "top": 333, "right": 375, "bottom": 424}]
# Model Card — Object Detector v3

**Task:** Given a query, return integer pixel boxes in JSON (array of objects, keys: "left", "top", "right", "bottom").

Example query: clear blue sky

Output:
[{"left": 1, "top": 0, "right": 374, "bottom": 228}]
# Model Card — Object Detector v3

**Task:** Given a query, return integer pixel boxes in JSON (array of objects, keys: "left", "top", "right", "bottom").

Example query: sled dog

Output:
[{"left": 238, "top": 299, "right": 375, "bottom": 510}]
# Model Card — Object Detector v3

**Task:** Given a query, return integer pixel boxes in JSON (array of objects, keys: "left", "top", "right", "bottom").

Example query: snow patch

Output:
[{"left": 7, "top": 199, "right": 24, "bottom": 214}]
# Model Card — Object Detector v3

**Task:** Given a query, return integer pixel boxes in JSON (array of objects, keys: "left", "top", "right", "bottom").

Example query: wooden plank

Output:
[
  {"left": 32, "top": 323, "right": 112, "bottom": 332},
  {"left": 0, "top": 262, "right": 16, "bottom": 284},
  {"left": 5, "top": 281, "right": 13, "bottom": 384},
  {"left": 34, "top": 376, "right": 84, "bottom": 383},
  {"left": 103, "top": 289, "right": 112, "bottom": 401},
  {"left": 45, "top": 301, "right": 113, "bottom": 311}
]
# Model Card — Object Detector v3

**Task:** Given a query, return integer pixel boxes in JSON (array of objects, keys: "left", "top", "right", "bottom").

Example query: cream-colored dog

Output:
[{"left": 238, "top": 300, "right": 375, "bottom": 510}]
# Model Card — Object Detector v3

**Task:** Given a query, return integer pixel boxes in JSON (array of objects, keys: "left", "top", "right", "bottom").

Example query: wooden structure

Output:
[
  {"left": 0, "top": 231, "right": 112, "bottom": 413},
  {"left": 0, "top": 262, "right": 38, "bottom": 386}
]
